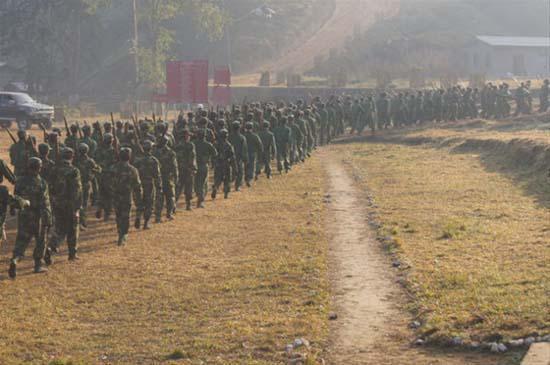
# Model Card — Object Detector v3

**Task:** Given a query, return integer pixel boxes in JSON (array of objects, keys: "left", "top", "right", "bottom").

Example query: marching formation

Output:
[
  {"left": 0, "top": 100, "right": 335, "bottom": 279},
  {"left": 1, "top": 80, "right": 548, "bottom": 279}
]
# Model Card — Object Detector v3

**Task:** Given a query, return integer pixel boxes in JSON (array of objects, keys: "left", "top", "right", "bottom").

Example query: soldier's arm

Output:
[
  {"left": 153, "top": 160, "right": 162, "bottom": 191},
  {"left": 132, "top": 170, "right": 144, "bottom": 212},
  {"left": 271, "top": 135, "right": 277, "bottom": 157},
  {"left": 241, "top": 139, "right": 249, "bottom": 162},
  {"left": 40, "top": 181, "right": 53, "bottom": 227},
  {"left": 209, "top": 144, "right": 218, "bottom": 167},
  {"left": 73, "top": 168, "right": 83, "bottom": 211},
  {"left": 171, "top": 152, "right": 179, "bottom": 182},
  {"left": 256, "top": 135, "right": 264, "bottom": 153}
]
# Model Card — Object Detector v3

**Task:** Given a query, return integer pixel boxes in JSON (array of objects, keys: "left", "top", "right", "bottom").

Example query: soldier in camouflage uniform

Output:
[
  {"left": 112, "top": 148, "right": 143, "bottom": 245},
  {"left": 212, "top": 129, "right": 237, "bottom": 200},
  {"left": 175, "top": 129, "right": 197, "bottom": 211},
  {"left": 243, "top": 122, "right": 263, "bottom": 186},
  {"left": 154, "top": 135, "right": 178, "bottom": 221},
  {"left": 8, "top": 157, "right": 51, "bottom": 278},
  {"left": 273, "top": 116, "right": 291, "bottom": 173},
  {"left": 134, "top": 140, "right": 161, "bottom": 229},
  {"left": 95, "top": 133, "right": 116, "bottom": 221},
  {"left": 76, "top": 143, "right": 101, "bottom": 228},
  {"left": 47, "top": 148, "right": 82, "bottom": 262},
  {"left": 195, "top": 129, "right": 217, "bottom": 208},
  {"left": 228, "top": 121, "right": 248, "bottom": 191},
  {"left": 0, "top": 159, "right": 16, "bottom": 242},
  {"left": 256, "top": 121, "right": 277, "bottom": 179},
  {"left": 9, "top": 130, "right": 33, "bottom": 177}
]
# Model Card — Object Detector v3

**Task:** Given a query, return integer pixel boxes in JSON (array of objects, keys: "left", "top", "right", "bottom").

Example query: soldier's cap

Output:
[
  {"left": 218, "top": 118, "right": 226, "bottom": 126},
  {"left": 263, "top": 121, "right": 270, "bottom": 128},
  {"left": 17, "top": 130, "right": 27, "bottom": 138},
  {"left": 70, "top": 124, "right": 78, "bottom": 131},
  {"left": 245, "top": 121, "right": 254, "bottom": 129},
  {"left": 119, "top": 147, "right": 132, "bottom": 161},
  {"left": 78, "top": 143, "right": 89, "bottom": 153},
  {"left": 219, "top": 128, "right": 229, "bottom": 137},
  {"left": 61, "top": 147, "right": 74, "bottom": 159},
  {"left": 82, "top": 124, "right": 91, "bottom": 131},
  {"left": 28, "top": 157, "right": 42, "bottom": 171},
  {"left": 38, "top": 143, "right": 51, "bottom": 152},
  {"left": 232, "top": 121, "right": 241, "bottom": 129}
]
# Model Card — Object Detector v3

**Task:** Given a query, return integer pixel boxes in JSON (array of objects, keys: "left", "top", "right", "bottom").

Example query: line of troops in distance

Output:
[{"left": 1, "top": 80, "right": 549, "bottom": 279}]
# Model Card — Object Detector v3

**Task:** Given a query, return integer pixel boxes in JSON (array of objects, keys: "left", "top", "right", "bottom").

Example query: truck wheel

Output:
[
  {"left": 42, "top": 119, "right": 52, "bottom": 129},
  {"left": 16, "top": 119, "right": 29, "bottom": 130}
]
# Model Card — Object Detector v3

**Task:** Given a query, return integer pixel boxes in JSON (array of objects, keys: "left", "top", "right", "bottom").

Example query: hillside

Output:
[{"left": 310, "top": 0, "right": 550, "bottom": 81}]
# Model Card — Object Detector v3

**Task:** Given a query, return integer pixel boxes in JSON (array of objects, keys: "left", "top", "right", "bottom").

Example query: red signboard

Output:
[
  {"left": 211, "top": 85, "right": 232, "bottom": 106},
  {"left": 214, "top": 66, "right": 231, "bottom": 85},
  {"left": 164, "top": 60, "right": 209, "bottom": 104},
  {"left": 166, "top": 61, "right": 183, "bottom": 102}
]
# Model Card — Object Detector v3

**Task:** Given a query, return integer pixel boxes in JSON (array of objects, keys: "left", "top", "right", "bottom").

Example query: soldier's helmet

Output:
[
  {"left": 198, "top": 117, "right": 208, "bottom": 126},
  {"left": 61, "top": 147, "right": 74, "bottom": 160},
  {"left": 52, "top": 127, "right": 62, "bottom": 135},
  {"left": 17, "top": 130, "right": 27, "bottom": 140},
  {"left": 217, "top": 119, "right": 226, "bottom": 128},
  {"left": 232, "top": 121, "right": 241, "bottom": 130},
  {"left": 37, "top": 142, "right": 51, "bottom": 155},
  {"left": 103, "top": 133, "right": 113, "bottom": 145},
  {"left": 82, "top": 124, "right": 91, "bottom": 133},
  {"left": 219, "top": 129, "right": 229, "bottom": 139},
  {"left": 143, "top": 140, "right": 154, "bottom": 152},
  {"left": 263, "top": 121, "right": 270, "bottom": 129},
  {"left": 38, "top": 143, "right": 51, "bottom": 155},
  {"left": 119, "top": 147, "right": 131, "bottom": 162},
  {"left": 78, "top": 143, "right": 89, "bottom": 155},
  {"left": 245, "top": 121, "right": 254, "bottom": 130},
  {"left": 28, "top": 157, "right": 42, "bottom": 174},
  {"left": 116, "top": 120, "right": 123, "bottom": 129},
  {"left": 70, "top": 124, "right": 78, "bottom": 134}
]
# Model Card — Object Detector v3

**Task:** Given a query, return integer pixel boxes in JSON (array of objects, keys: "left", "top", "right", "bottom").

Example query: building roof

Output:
[{"left": 476, "top": 35, "right": 550, "bottom": 48}]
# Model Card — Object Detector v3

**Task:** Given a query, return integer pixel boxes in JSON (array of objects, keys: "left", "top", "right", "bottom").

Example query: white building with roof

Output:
[{"left": 464, "top": 35, "right": 550, "bottom": 78}]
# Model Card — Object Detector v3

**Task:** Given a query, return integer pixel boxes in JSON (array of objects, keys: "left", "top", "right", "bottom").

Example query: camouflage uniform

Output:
[
  {"left": 48, "top": 149, "right": 82, "bottom": 260},
  {"left": 134, "top": 141, "right": 161, "bottom": 229},
  {"left": 194, "top": 129, "right": 217, "bottom": 208},
  {"left": 0, "top": 159, "right": 16, "bottom": 241},
  {"left": 273, "top": 117, "right": 291, "bottom": 173},
  {"left": 228, "top": 122, "right": 248, "bottom": 191},
  {"left": 9, "top": 158, "right": 52, "bottom": 277},
  {"left": 175, "top": 130, "right": 197, "bottom": 210},
  {"left": 76, "top": 144, "right": 101, "bottom": 228},
  {"left": 9, "top": 131, "right": 33, "bottom": 177},
  {"left": 154, "top": 138, "right": 178, "bottom": 221},
  {"left": 257, "top": 121, "right": 277, "bottom": 178},
  {"left": 212, "top": 129, "right": 236, "bottom": 199},
  {"left": 95, "top": 134, "right": 116, "bottom": 220},
  {"left": 112, "top": 148, "right": 143, "bottom": 245},
  {"left": 244, "top": 123, "right": 263, "bottom": 185}
]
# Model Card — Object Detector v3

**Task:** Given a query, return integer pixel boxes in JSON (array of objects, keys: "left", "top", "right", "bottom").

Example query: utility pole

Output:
[{"left": 131, "top": 0, "right": 140, "bottom": 113}]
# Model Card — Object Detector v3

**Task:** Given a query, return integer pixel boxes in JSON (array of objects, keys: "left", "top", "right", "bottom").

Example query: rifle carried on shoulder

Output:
[
  {"left": 63, "top": 117, "right": 71, "bottom": 137},
  {"left": 38, "top": 122, "right": 48, "bottom": 142},
  {"left": 131, "top": 115, "right": 144, "bottom": 154},
  {"left": 110, "top": 112, "right": 119, "bottom": 160},
  {"left": 4, "top": 127, "right": 16, "bottom": 144}
]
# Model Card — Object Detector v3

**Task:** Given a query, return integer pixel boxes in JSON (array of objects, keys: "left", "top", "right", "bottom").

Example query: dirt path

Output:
[{"left": 322, "top": 149, "right": 505, "bottom": 365}]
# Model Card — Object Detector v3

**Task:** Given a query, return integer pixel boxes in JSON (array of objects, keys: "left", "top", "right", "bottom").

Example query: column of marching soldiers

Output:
[
  {"left": 0, "top": 100, "right": 330, "bottom": 279},
  {"left": 1, "top": 80, "right": 549, "bottom": 279}
]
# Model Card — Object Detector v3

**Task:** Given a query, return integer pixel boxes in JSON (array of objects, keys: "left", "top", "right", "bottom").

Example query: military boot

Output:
[
  {"left": 44, "top": 248, "right": 53, "bottom": 266},
  {"left": 143, "top": 219, "right": 150, "bottom": 230},
  {"left": 186, "top": 200, "right": 192, "bottom": 211},
  {"left": 8, "top": 258, "right": 17, "bottom": 279},
  {"left": 95, "top": 209, "right": 102, "bottom": 219},
  {"left": 34, "top": 259, "right": 48, "bottom": 274},
  {"left": 155, "top": 216, "right": 162, "bottom": 224},
  {"left": 118, "top": 234, "right": 128, "bottom": 246},
  {"left": 224, "top": 191, "right": 229, "bottom": 199},
  {"left": 134, "top": 216, "right": 141, "bottom": 229},
  {"left": 211, "top": 190, "right": 217, "bottom": 200},
  {"left": 68, "top": 250, "right": 79, "bottom": 261}
]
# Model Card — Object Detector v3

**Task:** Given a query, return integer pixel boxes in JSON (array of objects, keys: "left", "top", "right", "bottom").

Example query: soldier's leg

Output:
[
  {"left": 81, "top": 184, "right": 90, "bottom": 227},
  {"left": 9, "top": 218, "right": 34, "bottom": 278},
  {"left": 223, "top": 168, "right": 231, "bottom": 199},
  {"left": 175, "top": 171, "right": 184, "bottom": 203},
  {"left": 116, "top": 202, "right": 131, "bottom": 245},
  {"left": 141, "top": 184, "right": 153, "bottom": 228},
  {"left": 245, "top": 157, "right": 255, "bottom": 186},
  {"left": 264, "top": 157, "right": 272, "bottom": 178},
  {"left": 165, "top": 181, "right": 176, "bottom": 219},
  {"left": 91, "top": 176, "right": 99, "bottom": 206},
  {"left": 196, "top": 167, "right": 207, "bottom": 204},
  {"left": 276, "top": 150, "right": 283, "bottom": 174},
  {"left": 184, "top": 173, "right": 194, "bottom": 210},
  {"left": 212, "top": 167, "right": 223, "bottom": 199},
  {"left": 235, "top": 161, "right": 243, "bottom": 190},
  {"left": 67, "top": 211, "right": 79, "bottom": 260},
  {"left": 50, "top": 205, "right": 67, "bottom": 252}
]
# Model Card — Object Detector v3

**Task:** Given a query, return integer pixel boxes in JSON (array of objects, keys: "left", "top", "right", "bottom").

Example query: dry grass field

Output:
[
  {"left": 0, "top": 136, "right": 329, "bottom": 364},
  {"left": 330, "top": 115, "right": 549, "bottom": 345}
]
